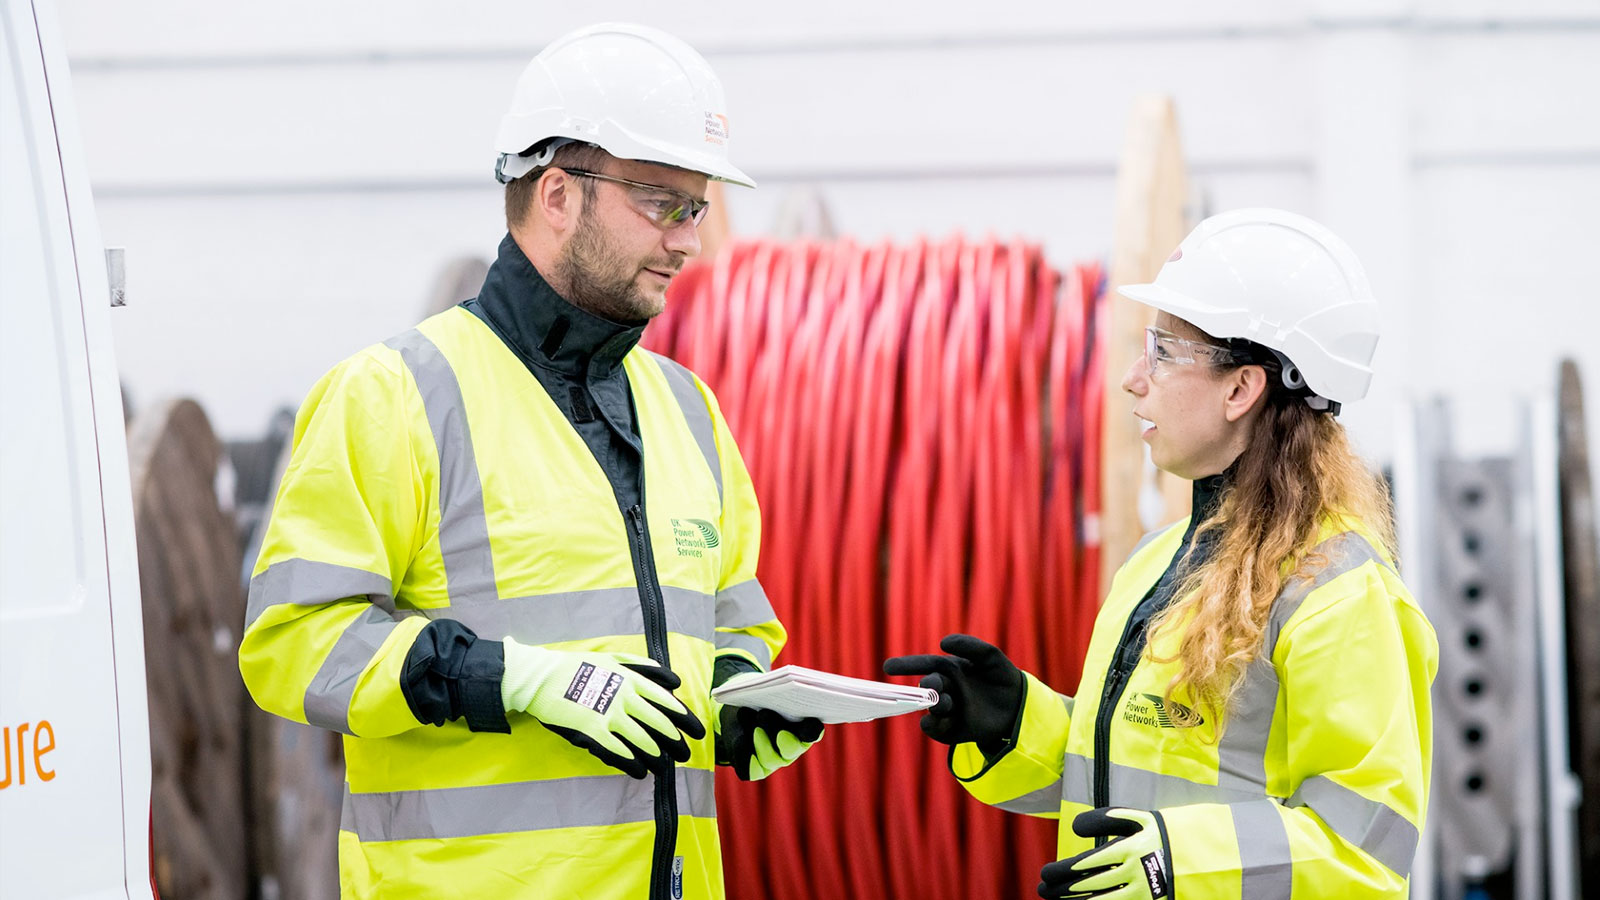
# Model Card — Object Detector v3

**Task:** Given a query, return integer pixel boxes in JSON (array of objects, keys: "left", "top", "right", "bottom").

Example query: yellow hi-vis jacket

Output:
[
  {"left": 952, "top": 518, "right": 1438, "bottom": 899},
  {"left": 239, "top": 305, "right": 784, "bottom": 899}
]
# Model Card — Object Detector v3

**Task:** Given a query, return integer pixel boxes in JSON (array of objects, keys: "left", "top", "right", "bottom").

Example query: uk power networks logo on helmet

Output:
[
  {"left": 670, "top": 518, "right": 720, "bottom": 558},
  {"left": 704, "top": 112, "right": 729, "bottom": 145},
  {"left": 1122, "top": 692, "right": 1202, "bottom": 729}
]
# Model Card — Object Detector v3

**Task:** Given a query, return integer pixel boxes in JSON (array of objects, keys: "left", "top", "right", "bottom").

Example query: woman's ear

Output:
[{"left": 1223, "top": 365, "right": 1270, "bottom": 423}]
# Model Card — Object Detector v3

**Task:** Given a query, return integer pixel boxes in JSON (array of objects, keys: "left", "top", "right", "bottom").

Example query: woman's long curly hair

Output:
[{"left": 1145, "top": 325, "right": 1396, "bottom": 732}]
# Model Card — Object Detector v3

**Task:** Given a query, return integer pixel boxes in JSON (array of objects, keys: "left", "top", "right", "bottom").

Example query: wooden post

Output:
[
  {"left": 699, "top": 180, "right": 733, "bottom": 261},
  {"left": 1100, "top": 95, "right": 1192, "bottom": 598}
]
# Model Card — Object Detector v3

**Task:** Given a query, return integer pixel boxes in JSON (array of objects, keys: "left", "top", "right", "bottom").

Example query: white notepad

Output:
[{"left": 710, "top": 665, "right": 939, "bottom": 724}]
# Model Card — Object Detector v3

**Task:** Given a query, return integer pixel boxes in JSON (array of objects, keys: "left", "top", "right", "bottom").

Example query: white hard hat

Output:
[
  {"left": 1118, "top": 208, "right": 1380, "bottom": 408},
  {"left": 494, "top": 22, "right": 755, "bottom": 188}
]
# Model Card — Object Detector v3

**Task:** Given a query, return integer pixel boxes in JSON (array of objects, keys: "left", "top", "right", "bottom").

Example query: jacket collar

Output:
[
  {"left": 1191, "top": 469, "right": 1229, "bottom": 526},
  {"left": 471, "top": 234, "right": 644, "bottom": 378}
]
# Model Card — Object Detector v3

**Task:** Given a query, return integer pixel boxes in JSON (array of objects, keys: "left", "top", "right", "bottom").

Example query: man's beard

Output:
[{"left": 551, "top": 206, "right": 674, "bottom": 325}]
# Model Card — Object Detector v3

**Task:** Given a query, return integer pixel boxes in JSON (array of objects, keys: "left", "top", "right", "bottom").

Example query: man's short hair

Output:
[{"left": 504, "top": 142, "right": 611, "bottom": 229}]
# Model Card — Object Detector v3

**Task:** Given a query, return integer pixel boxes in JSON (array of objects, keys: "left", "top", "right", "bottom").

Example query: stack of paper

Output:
[{"left": 711, "top": 665, "right": 939, "bottom": 724}]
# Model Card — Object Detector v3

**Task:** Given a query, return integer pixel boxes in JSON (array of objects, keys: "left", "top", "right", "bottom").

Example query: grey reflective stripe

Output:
[
  {"left": 650, "top": 352, "right": 722, "bottom": 508},
  {"left": 304, "top": 605, "right": 406, "bottom": 735},
  {"left": 1125, "top": 525, "right": 1176, "bottom": 566},
  {"left": 995, "top": 778, "right": 1063, "bottom": 815},
  {"left": 341, "top": 765, "right": 717, "bottom": 842},
  {"left": 1063, "top": 751, "right": 1093, "bottom": 806},
  {"left": 419, "top": 585, "right": 714, "bottom": 644},
  {"left": 246, "top": 558, "right": 395, "bottom": 630},
  {"left": 1232, "top": 799, "right": 1293, "bottom": 900},
  {"left": 386, "top": 329, "right": 498, "bottom": 603},
  {"left": 1062, "top": 752, "right": 1265, "bottom": 808},
  {"left": 1290, "top": 775, "right": 1418, "bottom": 877},
  {"left": 714, "top": 631, "right": 772, "bottom": 670},
  {"left": 716, "top": 579, "right": 776, "bottom": 628},
  {"left": 1266, "top": 531, "right": 1392, "bottom": 652},
  {"left": 1215, "top": 530, "right": 1391, "bottom": 794}
]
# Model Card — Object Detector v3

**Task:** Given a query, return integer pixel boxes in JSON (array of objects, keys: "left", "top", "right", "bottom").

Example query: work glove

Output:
[
  {"left": 1038, "top": 807, "right": 1172, "bottom": 900},
  {"left": 715, "top": 704, "right": 825, "bottom": 781},
  {"left": 501, "top": 638, "right": 705, "bottom": 779},
  {"left": 881, "top": 633, "right": 1025, "bottom": 749}
]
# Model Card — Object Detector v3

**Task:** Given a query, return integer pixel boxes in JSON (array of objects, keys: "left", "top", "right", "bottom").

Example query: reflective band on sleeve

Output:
[
  {"left": 650, "top": 352, "right": 722, "bottom": 508},
  {"left": 341, "top": 765, "right": 717, "bottom": 842},
  {"left": 1289, "top": 774, "right": 1419, "bottom": 878},
  {"left": 386, "top": 329, "right": 499, "bottom": 604},
  {"left": 715, "top": 579, "right": 776, "bottom": 629},
  {"left": 713, "top": 632, "right": 772, "bottom": 671},
  {"left": 246, "top": 558, "right": 395, "bottom": 630},
  {"left": 1231, "top": 799, "right": 1294, "bottom": 900},
  {"left": 994, "top": 778, "right": 1064, "bottom": 815},
  {"left": 304, "top": 605, "right": 406, "bottom": 735},
  {"left": 420, "top": 585, "right": 715, "bottom": 645}
]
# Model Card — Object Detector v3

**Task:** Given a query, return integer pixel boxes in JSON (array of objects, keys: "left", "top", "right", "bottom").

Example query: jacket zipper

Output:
[
  {"left": 627, "top": 503, "right": 677, "bottom": 900},
  {"left": 1093, "top": 613, "right": 1144, "bottom": 819}
]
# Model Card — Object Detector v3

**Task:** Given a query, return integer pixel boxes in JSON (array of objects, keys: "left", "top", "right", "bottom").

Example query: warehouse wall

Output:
[{"left": 57, "top": 0, "right": 1600, "bottom": 464}]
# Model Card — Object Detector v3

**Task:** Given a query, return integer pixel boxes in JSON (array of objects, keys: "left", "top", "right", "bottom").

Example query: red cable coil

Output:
[{"left": 645, "top": 236, "right": 1104, "bottom": 900}]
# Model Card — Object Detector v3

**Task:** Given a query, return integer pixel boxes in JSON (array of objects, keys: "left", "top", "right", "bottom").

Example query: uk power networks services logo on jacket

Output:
[
  {"left": 670, "top": 518, "right": 719, "bottom": 558},
  {"left": 1122, "top": 692, "right": 1202, "bottom": 729}
]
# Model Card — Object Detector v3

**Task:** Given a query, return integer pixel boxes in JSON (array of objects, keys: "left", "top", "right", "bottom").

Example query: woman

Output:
[{"left": 886, "top": 208, "right": 1437, "bottom": 899}]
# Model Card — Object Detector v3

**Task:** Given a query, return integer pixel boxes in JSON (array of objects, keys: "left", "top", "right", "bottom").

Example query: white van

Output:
[{"left": 0, "top": 0, "right": 157, "bottom": 897}]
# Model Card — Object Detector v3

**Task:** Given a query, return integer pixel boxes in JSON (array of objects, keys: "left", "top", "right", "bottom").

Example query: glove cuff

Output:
[{"left": 500, "top": 637, "right": 550, "bottom": 713}]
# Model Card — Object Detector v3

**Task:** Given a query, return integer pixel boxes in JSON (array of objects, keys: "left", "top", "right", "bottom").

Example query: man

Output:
[{"left": 240, "top": 22, "right": 822, "bottom": 900}]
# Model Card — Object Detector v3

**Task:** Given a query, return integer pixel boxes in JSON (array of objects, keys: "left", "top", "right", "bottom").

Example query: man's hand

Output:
[
  {"left": 501, "top": 638, "right": 705, "bottom": 778},
  {"left": 882, "top": 633, "right": 1025, "bottom": 748},
  {"left": 1038, "top": 808, "right": 1172, "bottom": 899},
  {"left": 715, "top": 705, "right": 824, "bottom": 780}
]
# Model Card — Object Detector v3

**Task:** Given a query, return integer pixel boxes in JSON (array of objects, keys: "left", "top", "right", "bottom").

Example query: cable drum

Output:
[{"left": 644, "top": 236, "right": 1106, "bottom": 900}]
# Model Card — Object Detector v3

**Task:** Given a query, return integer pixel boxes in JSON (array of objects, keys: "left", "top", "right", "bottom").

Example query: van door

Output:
[{"left": 0, "top": 1, "right": 154, "bottom": 897}]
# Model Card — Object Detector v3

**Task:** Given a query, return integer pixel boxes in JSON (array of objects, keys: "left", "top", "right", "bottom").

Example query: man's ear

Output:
[
  {"left": 1223, "top": 365, "right": 1269, "bottom": 423},
  {"left": 536, "top": 169, "right": 580, "bottom": 232}
]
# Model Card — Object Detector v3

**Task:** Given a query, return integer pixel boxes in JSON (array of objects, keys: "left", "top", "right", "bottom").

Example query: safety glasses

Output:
[
  {"left": 561, "top": 168, "right": 710, "bottom": 228},
  {"left": 1144, "top": 326, "right": 1238, "bottom": 377}
]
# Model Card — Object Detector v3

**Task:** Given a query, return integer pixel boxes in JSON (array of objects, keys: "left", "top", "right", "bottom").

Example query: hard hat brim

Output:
[{"left": 1116, "top": 282, "right": 1229, "bottom": 327}]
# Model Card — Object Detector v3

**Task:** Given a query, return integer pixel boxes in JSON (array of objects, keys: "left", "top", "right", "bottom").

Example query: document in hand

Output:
[{"left": 711, "top": 665, "right": 940, "bottom": 724}]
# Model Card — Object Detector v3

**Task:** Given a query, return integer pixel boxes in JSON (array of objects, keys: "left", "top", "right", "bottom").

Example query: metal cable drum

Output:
[
  {"left": 1557, "top": 360, "right": 1599, "bottom": 897},
  {"left": 1406, "top": 400, "right": 1548, "bottom": 900},
  {"left": 231, "top": 412, "right": 344, "bottom": 900},
  {"left": 128, "top": 398, "right": 252, "bottom": 900},
  {"left": 644, "top": 236, "right": 1106, "bottom": 900}
]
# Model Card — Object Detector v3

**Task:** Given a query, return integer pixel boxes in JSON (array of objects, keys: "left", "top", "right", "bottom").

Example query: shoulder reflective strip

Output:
[
  {"left": 994, "top": 778, "right": 1063, "bottom": 815},
  {"left": 340, "top": 765, "right": 717, "bottom": 842},
  {"left": 304, "top": 605, "right": 408, "bottom": 735},
  {"left": 385, "top": 329, "right": 499, "bottom": 604},
  {"left": 1061, "top": 753, "right": 1265, "bottom": 808},
  {"left": 246, "top": 558, "right": 395, "bottom": 630},
  {"left": 1214, "top": 530, "right": 1391, "bottom": 794},
  {"left": 715, "top": 579, "right": 776, "bottom": 629},
  {"left": 1265, "top": 531, "right": 1390, "bottom": 653},
  {"left": 1231, "top": 799, "right": 1293, "bottom": 900},
  {"left": 1125, "top": 526, "right": 1176, "bottom": 566},
  {"left": 1289, "top": 774, "right": 1418, "bottom": 878},
  {"left": 421, "top": 585, "right": 714, "bottom": 645},
  {"left": 649, "top": 352, "right": 723, "bottom": 508},
  {"left": 714, "top": 632, "right": 772, "bottom": 671},
  {"left": 1058, "top": 691, "right": 1076, "bottom": 718}
]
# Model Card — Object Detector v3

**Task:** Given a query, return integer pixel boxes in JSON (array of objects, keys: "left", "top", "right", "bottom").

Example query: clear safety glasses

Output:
[
  {"left": 1144, "top": 326, "right": 1238, "bottom": 377},
  {"left": 562, "top": 168, "right": 711, "bottom": 228}
]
